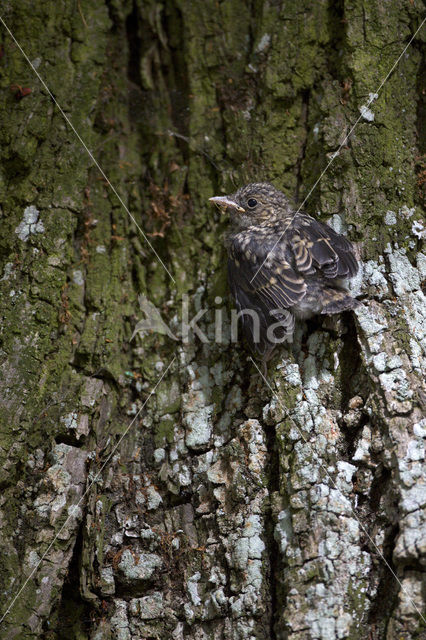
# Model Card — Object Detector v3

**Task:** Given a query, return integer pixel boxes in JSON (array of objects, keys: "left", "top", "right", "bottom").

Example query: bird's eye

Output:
[{"left": 247, "top": 198, "right": 257, "bottom": 208}]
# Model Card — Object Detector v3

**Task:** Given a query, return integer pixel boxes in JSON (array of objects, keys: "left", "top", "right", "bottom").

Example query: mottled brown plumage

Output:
[{"left": 209, "top": 182, "right": 360, "bottom": 359}]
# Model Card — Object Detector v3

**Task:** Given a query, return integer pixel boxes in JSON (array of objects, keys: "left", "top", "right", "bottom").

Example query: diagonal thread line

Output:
[
  {"left": 250, "top": 15, "right": 426, "bottom": 284},
  {"left": 250, "top": 356, "right": 426, "bottom": 624},
  {"left": 0, "top": 356, "right": 176, "bottom": 625},
  {"left": 0, "top": 15, "right": 176, "bottom": 284}
]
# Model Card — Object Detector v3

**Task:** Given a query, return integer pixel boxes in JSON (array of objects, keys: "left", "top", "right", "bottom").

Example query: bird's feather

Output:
[
  {"left": 228, "top": 232, "right": 302, "bottom": 354},
  {"left": 292, "top": 215, "right": 358, "bottom": 279},
  {"left": 227, "top": 214, "right": 358, "bottom": 355},
  {"left": 212, "top": 182, "right": 360, "bottom": 359},
  {"left": 228, "top": 231, "right": 306, "bottom": 310}
]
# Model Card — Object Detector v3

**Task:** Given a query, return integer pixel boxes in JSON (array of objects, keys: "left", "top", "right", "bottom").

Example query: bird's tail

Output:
[{"left": 320, "top": 288, "right": 360, "bottom": 315}]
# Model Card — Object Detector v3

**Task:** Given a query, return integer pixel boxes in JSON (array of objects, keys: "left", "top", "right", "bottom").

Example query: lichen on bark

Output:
[{"left": 0, "top": 1, "right": 425, "bottom": 639}]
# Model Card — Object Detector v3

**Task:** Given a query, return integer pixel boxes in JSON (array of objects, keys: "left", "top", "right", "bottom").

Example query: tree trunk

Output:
[{"left": 0, "top": 1, "right": 424, "bottom": 638}]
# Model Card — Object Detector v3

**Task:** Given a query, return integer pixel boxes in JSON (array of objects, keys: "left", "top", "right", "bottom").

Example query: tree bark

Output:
[{"left": 0, "top": 1, "right": 425, "bottom": 639}]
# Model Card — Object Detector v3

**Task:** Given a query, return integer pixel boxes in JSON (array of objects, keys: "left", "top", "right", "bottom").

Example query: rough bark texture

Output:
[{"left": 0, "top": 1, "right": 425, "bottom": 639}]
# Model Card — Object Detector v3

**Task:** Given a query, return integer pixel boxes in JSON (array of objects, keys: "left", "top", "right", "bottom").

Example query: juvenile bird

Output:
[{"left": 209, "top": 182, "right": 360, "bottom": 360}]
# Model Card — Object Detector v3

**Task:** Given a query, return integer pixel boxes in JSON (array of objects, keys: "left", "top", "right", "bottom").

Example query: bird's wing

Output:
[
  {"left": 290, "top": 214, "right": 358, "bottom": 280},
  {"left": 228, "top": 233, "right": 302, "bottom": 355},
  {"left": 228, "top": 231, "right": 307, "bottom": 312}
]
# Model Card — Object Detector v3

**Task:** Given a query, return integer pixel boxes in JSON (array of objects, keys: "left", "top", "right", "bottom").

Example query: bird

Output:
[{"left": 209, "top": 182, "right": 360, "bottom": 361}]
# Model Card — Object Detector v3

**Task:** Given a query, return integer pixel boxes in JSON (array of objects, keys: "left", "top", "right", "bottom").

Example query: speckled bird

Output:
[{"left": 209, "top": 183, "right": 360, "bottom": 360}]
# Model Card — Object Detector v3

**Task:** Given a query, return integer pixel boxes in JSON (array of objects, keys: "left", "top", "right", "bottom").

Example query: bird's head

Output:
[{"left": 209, "top": 182, "right": 292, "bottom": 229}]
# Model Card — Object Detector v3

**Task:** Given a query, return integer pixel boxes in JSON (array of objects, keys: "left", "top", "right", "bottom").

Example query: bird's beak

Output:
[{"left": 209, "top": 196, "right": 245, "bottom": 213}]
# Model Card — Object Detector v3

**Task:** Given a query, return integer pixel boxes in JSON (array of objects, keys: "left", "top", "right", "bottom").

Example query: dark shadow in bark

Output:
[
  {"left": 45, "top": 527, "right": 94, "bottom": 640},
  {"left": 366, "top": 522, "right": 400, "bottom": 639},
  {"left": 264, "top": 420, "right": 280, "bottom": 640}
]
